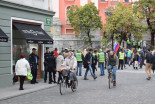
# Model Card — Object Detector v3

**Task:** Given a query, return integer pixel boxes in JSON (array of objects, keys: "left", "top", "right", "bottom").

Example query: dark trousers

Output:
[
  {"left": 31, "top": 69, "right": 37, "bottom": 83},
  {"left": 118, "top": 60, "right": 124, "bottom": 70},
  {"left": 57, "top": 71, "right": 62, "bottom": 83},
  {"left": 44, "top": 66, "right": 48, "bottom": 81},
  {"left": 19, "top": 76, "right": 26, "bottom": 89},
  {"left": 49, "top": 71, "right": 56, "bottom": 83},
  {"left": 92, "top": 64, "right": 96, "bottom": 75}
]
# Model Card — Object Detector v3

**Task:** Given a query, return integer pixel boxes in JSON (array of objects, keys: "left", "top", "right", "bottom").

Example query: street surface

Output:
[{"left": 0, "top": 66, "right": 155, "bottom": 104}]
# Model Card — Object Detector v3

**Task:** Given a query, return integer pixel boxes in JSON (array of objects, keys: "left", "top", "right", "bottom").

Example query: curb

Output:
[{"left": 0, "top": 84, "right": 57, "bottom": 101}]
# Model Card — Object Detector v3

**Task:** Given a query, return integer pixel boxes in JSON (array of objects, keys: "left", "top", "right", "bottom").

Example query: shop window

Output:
[
  {"left": 66, "top": 6, "right": 71, "bottom": 24},
  {"left": 66, "top": 29, "right": 74, "bottom": 34}
]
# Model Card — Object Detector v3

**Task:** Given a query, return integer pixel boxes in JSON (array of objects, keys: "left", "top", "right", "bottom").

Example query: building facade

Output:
[
  {"left": 52, "top": 0, "right": 132, "bottom": 51},
  {"left": 0, "top": 0, "right": 54, "bottom": 88}
]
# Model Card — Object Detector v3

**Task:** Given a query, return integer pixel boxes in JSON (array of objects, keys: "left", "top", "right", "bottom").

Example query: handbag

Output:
[
  {"left": 13, "top": 75, "right": 18, "bottom": 85},
  {"left": 27, "top": 70, "right": 33, "bottom": 80}
]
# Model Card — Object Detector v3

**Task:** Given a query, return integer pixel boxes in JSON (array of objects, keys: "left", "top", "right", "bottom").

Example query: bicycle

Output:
[
  {"left": 108, "top": 67, "right": 114, "bottom": 89},
  {"left": 59, "top": 69, "right": 78, "bottom": 95}
]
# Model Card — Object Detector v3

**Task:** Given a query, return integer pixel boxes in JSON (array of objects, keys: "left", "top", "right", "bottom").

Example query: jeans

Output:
[
  {"left": 76, "top": 62, "right": 82, "bottom": 76},
  {"left": 99, "top": 63, "right": 104, "bottom": 75},
  {"left": 108, "top": 65, "right": 117, "bottom": 80},
  {"left": 127, "top": 57, "right": 131, "bottom": 65},
  {"left": 84, "top": 63, "right": 95, "bottom": 78}
]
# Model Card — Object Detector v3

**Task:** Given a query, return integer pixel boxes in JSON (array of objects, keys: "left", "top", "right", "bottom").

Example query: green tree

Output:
[
  {"left": 134, "top": 0, "right": 155, "bottom": 48},
  {"left": 103, "top": 3, "right": 146, "bottom": 49},
  {"left": 67, "top": 2, "right": 103, "bottom": 47}
]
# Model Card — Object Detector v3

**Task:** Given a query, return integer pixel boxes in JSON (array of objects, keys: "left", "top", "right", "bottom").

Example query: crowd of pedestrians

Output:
[{"left": 14, "top": 45, "right": 155, "bottom": 90}]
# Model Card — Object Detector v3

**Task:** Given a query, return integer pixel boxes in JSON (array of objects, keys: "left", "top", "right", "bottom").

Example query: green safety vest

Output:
[
  {"left": 127, "top": 39, "right": 131, "bottom": 44},
  {"left": 127, "top": 51, "right": 131, "bottom": 56},
  {"left": 138, "top": 42, "right": 141, "bottom": 46},
  {"left": 119, "top": 52, "right": 125, "bottom": 60},
  {"left": 133, "top": 42, "right": 136, "bottom": 46},
  {"left": 98, "top": 53, "right": 105, "bottom": 62},
  {"left": 75, "top": 53, "right": 82, "bottom": 61}
]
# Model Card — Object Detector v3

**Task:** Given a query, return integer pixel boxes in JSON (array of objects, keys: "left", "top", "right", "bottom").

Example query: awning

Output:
[
  {"left": 0, "top": 28, "right": 8, "bottom": 42},
  {"left": 13, "top": 23, "right": 53, "bottom": 44}
]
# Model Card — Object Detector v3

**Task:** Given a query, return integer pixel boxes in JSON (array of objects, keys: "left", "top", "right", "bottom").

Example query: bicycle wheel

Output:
[
  {"left": 71, "top": 80, "right": 78, "bottom": 92},
  {"left": 59, "top": 78, "right": 66, "bottom": 95}
]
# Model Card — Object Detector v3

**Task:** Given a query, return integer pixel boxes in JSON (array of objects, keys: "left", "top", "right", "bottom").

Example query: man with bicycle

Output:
[{"left": 107, "top": 51, "right": 119, "bottom": 86}]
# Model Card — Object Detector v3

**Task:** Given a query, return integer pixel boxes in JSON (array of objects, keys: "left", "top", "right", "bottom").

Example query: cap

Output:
[
  {"left": 32, "top": 48, "right": 37, "bottom": 50},
  {"left": 78, "top": 49, "right": 81, "bottom": 52},
  {"left": 46, "top": 47, "right": 49, "bottom": 50},
  {"left": 20, "top": 54, "right": 26, "bottom": 58}
]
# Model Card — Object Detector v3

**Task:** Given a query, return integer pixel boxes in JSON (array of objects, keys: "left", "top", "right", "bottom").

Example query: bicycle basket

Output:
[{"left": 61, "top": 70, "right": 68, "bottom": 77}]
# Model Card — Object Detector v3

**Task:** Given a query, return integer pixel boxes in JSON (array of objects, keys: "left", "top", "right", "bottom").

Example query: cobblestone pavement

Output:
[{"left": 0, "top": 65, "right": 155, "bottom": 104}]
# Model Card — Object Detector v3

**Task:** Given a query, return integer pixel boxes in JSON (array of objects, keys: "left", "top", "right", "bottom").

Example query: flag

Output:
[{"left": 114, "top": 42, "right": 120, "bottom": 53}]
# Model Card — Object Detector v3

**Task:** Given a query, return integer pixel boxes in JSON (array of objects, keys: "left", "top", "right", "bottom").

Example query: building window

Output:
[
  {"left": 124, "top": 0, "right": 129, "bottom": 2},
  {"left": 65, "top": 29, "right": 74, "bottom": 34},
  {"left": 65, "top": 0, "right": 75, "bottom": 1},
  {"left": 66, "top": 6, "right": 71, "bottom": 24},
  {"left": 100, "top": 0, "right": 108, "bottom": 2},
  {"left": 111, "top": 0, "right": 119, "bottom": 2}
]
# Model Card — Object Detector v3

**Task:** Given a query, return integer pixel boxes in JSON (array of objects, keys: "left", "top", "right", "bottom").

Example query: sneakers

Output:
[
  {"left": 84, "top": 78, "right": 89, "bottom": 80},
  {"left": 146, "top": 77, "right": 151, "bottom": 80}
]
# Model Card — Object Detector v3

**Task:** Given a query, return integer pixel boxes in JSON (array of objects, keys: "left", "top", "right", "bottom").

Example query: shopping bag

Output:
[{"left": 27, "top": 71, "right": 33, "bottom": 80}]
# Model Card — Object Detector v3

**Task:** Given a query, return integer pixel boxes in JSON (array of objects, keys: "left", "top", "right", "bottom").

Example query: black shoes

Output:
[
  {"left": 146, "top": 77, "right": 151, "bottom": 80},
  {"left": 113, "top": 81, "right": 116, "bottom": 86},
  {"left": 19, "top": 88, "right": 24, "bottom": 90},
  {"left": 44, "top": 80, "right": 46, "bottom": 83},
  {"left": 49, "top": 82, "right": 52, "bottom": 84},
  {"left": 93, "top": 76, "right": 97, "bottom": 80},
  {"left": 84, "top": 78, "right": 88, "bottom": 80}
]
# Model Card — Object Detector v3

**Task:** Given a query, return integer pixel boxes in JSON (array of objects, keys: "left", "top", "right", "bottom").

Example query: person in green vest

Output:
[
  {"left": 118, "top": 49, "right": 125, "bottom": 70},
  {"left": 75, "top": 49, "right": 84, "bottom": 76},
  {"left": 92, "top": 50, "right": 98, "bottom": 75},
  {"left": 98, "top": 49, "right": 105, "bottom": 76},
  {"left": 127, "top": 39, "right": 131, "bottom": 49},
  {"left": 138, "top": 41, "right": 141, "bottom": 49},
  {"left": 132, "top": 41, "right": 137, "bottom": 49}
]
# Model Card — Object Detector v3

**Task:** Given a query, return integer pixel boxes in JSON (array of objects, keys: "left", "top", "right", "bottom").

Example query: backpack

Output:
[{"left": 147, "top": 53, "right": 152, "bottom": 63}]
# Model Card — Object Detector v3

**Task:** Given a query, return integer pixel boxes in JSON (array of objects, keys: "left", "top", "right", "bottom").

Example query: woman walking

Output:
[
  {"left": 15, "top": 54, "right": 30, "bottom": 90},
  {"left": 47, "top": 51, "right": 56, "bottom": 84}
]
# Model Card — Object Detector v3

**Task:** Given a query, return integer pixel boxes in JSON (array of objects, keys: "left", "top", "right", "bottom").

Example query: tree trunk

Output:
[
  {"left": 112, "top": 35, "right": 114, "bottom": 50},
  {"left": 151, "top": 32, "right": 155, "bottom": 49},
  {"left": 87, "top": 30, "right": 92, "bottom": 48}
]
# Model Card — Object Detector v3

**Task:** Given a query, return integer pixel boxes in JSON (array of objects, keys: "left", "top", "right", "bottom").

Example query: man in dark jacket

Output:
[
  {"left": 44, "top": 47, "right": 51, "bottom": 83},
  {"left": 29, "top": 48, "right": 39, "bottom": 84},
  {"left": 145, "top": 49, "right": 152, "bottom": 80},
  {"left": 47, "top": 51, "right": 56, "bottom": 84},
  {"left": 84, "top": 49, "right": 97, "bottom": 80}
]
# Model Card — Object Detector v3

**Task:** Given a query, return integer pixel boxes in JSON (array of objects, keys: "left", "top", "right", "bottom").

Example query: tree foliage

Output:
[
  {"left": 103, "top": 3, "right": 147, "bottom": 48},
  {"left": 67, "top": 2, "right": 103, "bottom": 47},
  {"left": 134, "top": 0, "right": 155, "bottom": 48}
]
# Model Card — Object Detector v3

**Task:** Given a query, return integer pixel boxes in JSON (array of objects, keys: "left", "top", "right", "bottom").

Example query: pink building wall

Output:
[{"left": 59, "top": 0, "right": 132, "bottom": 36}]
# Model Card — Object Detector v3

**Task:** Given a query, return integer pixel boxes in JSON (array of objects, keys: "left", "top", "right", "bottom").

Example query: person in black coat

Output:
[
  {"left": 152, "top": 51, "right": 155, "bottom": 73},
  {"left": 84, "top": 49, "right": 97, "bottom": 80},
  {"left": 47, "top": 51, "right": 56, "bottom": 84},
  {"left": 29, "top": 48, "right": 39, "bottom": 84},
  {"left": 133, "top": 50, "right": 139, "bottom": 69}
]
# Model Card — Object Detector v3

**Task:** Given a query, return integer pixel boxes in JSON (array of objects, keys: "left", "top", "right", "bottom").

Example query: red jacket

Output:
[{"left": 53, "top": 50, "right": 59, "bottom": 57}]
